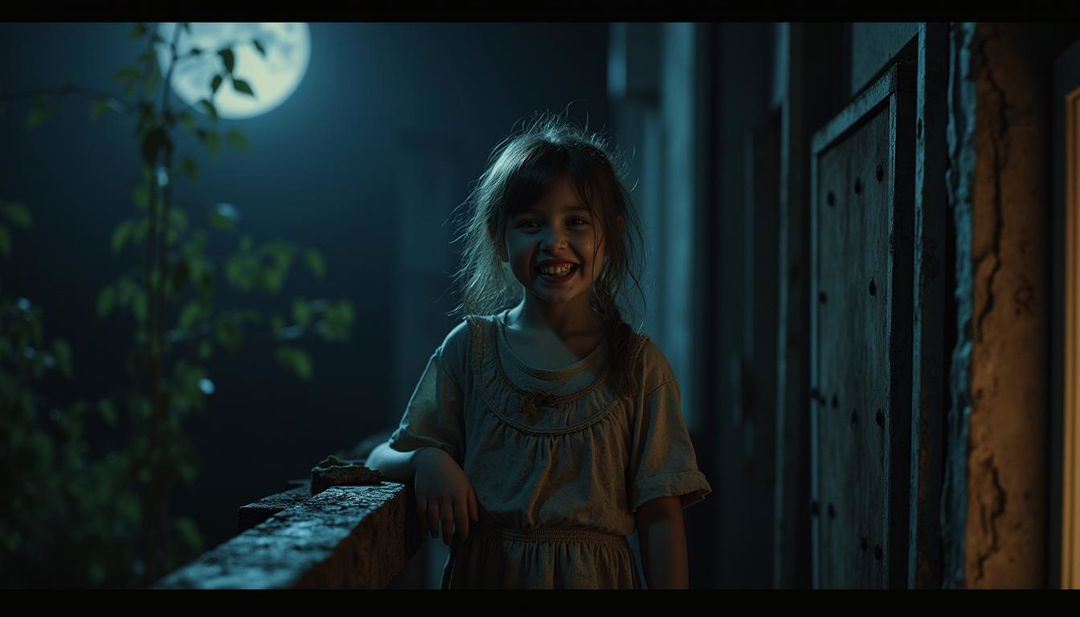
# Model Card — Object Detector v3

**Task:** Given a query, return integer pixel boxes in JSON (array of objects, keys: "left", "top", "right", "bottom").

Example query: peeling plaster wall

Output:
[
  {"left": 943, "top": 22, "right": 976, "bottom": 590},
  {"left": 964, "top": 23, "right": 1050, "bottom": 588}
]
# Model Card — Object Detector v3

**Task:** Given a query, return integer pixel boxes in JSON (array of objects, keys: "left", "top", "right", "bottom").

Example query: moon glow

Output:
[{"left": 155, "top": 23, "right": 310, "bottom": 120}]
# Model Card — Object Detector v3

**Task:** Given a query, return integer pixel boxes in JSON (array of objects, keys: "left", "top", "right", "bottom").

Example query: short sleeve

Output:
[
  {"left": 628, "top": 371, "right": 712, "bottom": 513},
  {"left": 387, "top": 334, "right": 467, "bottom": 465}
]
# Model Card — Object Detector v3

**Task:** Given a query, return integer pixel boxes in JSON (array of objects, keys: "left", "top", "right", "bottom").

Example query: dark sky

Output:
[{"left": 0, "top": 22, "right": 609, "bottom": 553}]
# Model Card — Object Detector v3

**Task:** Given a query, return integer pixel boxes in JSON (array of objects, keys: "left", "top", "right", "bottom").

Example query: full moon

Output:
[{"left": 155, "top": 23, "right": 310, "bottom": 120}]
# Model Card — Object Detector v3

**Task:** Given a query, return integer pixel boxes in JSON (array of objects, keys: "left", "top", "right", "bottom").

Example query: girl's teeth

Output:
[{"left": 540, "top": 265, "right": 573, "bottom": 276}]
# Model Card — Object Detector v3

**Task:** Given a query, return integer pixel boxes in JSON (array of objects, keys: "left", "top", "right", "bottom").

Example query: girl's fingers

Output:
[
  {"left": 468, "top": 486, "right": 479, "bottom": 523},
  {"left": 426, "top": 499, "right": 441, "bottom": 539},
  {"left": 440, "top": 495, "right": 454, "bottom": 544},
  {"left": 417, "top": 495, "right": 429, "bottom": 534}
]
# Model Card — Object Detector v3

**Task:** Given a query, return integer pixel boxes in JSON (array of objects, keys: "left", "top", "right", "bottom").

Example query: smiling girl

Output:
[{"left": 367, "top": 114, "right": 711, "bottom": 589}]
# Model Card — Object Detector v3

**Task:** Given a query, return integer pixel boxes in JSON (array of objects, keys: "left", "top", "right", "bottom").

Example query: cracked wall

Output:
[{"left": 964, "top": 23, "right": 1050, "bottom": 588}]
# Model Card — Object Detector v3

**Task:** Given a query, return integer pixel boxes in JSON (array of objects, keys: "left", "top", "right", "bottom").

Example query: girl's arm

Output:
[
  {"left": 366, "top": 441, "right": 430, "bottom": 482},
  {"left": 636, "top": 496, "right": 689, "bottom": 589},
  {"left": 367, "top": 442, "right": 479, "bottom": 544}
]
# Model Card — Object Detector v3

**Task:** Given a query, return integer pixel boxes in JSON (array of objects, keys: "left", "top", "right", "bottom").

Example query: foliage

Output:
[{"left": 0, "top": 23, "right": 355, "bottom": 587}]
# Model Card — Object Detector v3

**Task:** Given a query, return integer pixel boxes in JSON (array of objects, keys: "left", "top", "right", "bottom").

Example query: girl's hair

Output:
[{"left": 450, "top": 113, "right": 646, "bottom": 399}]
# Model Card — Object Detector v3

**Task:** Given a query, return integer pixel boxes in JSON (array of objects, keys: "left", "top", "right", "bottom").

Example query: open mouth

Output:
[{"left": 536, "top": 263, "right": 578, "bottom": 282}]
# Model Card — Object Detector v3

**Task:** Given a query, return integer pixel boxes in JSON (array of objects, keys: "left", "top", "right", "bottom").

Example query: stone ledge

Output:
[
  {"left": 157, "top": 482, "right": 421, "bottom": 589},
  {"left": 237, "top": 482, "right": 311, "bottom": 533}
]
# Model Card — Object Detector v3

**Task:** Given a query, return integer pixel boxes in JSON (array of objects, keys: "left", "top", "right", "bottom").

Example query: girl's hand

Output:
[{"left": 412, "top": 447, "right": 480, "bottom": 545}]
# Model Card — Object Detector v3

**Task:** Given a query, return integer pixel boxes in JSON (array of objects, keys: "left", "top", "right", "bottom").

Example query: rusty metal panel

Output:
[{"left": 810, "top": 62, "right": 915, "bottom": 588}]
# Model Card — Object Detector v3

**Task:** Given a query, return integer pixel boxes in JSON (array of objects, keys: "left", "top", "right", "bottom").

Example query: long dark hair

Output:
[{"left": 449, "top": 113, "right": 647, "bottom": 399}]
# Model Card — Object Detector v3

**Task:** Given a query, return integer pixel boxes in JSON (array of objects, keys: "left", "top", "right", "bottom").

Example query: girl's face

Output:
[{"left": 501, "top": 176, "right": 607, "bottom": 310}]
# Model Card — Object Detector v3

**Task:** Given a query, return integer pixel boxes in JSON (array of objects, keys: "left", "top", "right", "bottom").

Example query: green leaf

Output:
[
  {"left": 50, "top": 339, "right": 72, "bottom": 377},
  {"left": 197, "top": 98, "right": 218, "bottom": 123},
  {"left": 131, "top": 394, "right": 152, "bottom": 419},
  {"left": 130, "top": 216, "right": 149, "bottom": 243},
  {"left": 97, "top": 399, "right": 118, "bottom": 426},
  {"left": 171, "top": 207, "right": 188, "bottom": 229},
  {"left": 266, "top": 241, "right": 295, "bottom": 267},
  {"left": 214, "top": 316, "right": 243, "bottom": 351},
  {"left": 132, "top": 184, "right": 150, "bottom": 209},
  {"left": 335, "top": 299, "right": 356, "bottom": 323},
  {"left": 231, "top": 78, "right": 254, "bottom": 97},
  {"left": 185, "top": 230, "right": 206, "bottom": 257},
  {"left": 180, "top": 156, "right": 198, "bottom": 183},
  {"left": 25, "top": 104, "right": 49, "bottom": 130},
  {"left": 2, "top": 202, "right": 31, "bottom": 229},
  {"left": 226, "top": 129, "right": 248, "bottom": 151},
  {"left": 274, "top": 346, "right": 312, "bottom": 382},
  {"left": 178, "top": 110, "right": 196, "bottom": 130},
  {"left": 194, "top": 266, "right": 213, "bottom": 297},
  {"left": 303, "top": 249, "right": 326, "bottom": 279},
  {"left": 111, "top": 219, "right": 133, "bottom": 254},
  {"left": 210, "top": 211, "right": 235, "bottom": 230},
  {"left": 210, "top": 73, "right": 223, "bottom": 95},
  {"left": 113, "top": 66, "right": 140, "bottom": 84},
  {"left": 174, "top": 516, "right": 203, "bottom": 550},
  {"left": 259, "top": 268, "right": 285, "bottom": 293},
  {"left": 239, "top": 235, "right": 253, "bottom": 253},
  {"left": 130, "top": 23, "right": 148, "bottom": 39},
  {"left": 0, "top": 224, "right": 10, "bottom": 257},
  {"left": 321, "top": 299, "right": 355, "bottom": 343},
  {"left": 144, "top": 65, "right": 163, "bottom": 95},
  {"left": 96, "top": 286, "right": 115, "bottom": 318},
  {"left": 30, "top": 431, "right": 54, "bottom": 467},
  {"left": 292, "top": 299, "right": 311, "bottom": 328},
  {"left": 218, "top": 48, "right": 235, "bottom": 74},
  {"left": 204, "top": 131, "right": 221, "bottom": 157},
  {"left": 116, "top": 277, "right": 140, "bottom": 308},
  {"left": 90, "top": 99, "right": 109, "bottom": 122},
  {"left": 224, "top": 255, "right": 252, "bottom": 291},
  {"left": 132, "top": 293, "right": 146, "bottom": 323},
  {"left": 179, "top": 301, "right": 202, "bottom": 330},
  {"left": 252, "top": 39, "right": 266, "bottom": 57}
]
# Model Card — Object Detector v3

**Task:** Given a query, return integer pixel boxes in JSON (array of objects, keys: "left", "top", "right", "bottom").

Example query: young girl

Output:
[{"left": 367, "top": 115, "right": 711, "bottom": 589}]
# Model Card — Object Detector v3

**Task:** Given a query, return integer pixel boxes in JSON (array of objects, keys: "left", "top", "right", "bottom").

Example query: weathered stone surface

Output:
[
  {"left": 158, "top": 483, "right": 420, "bottom": 589},
  {"left": 310, "top": 455, "right": 381, "bottom": 495},
  {"left": 238, "top": 485, "right": 310, "bottom": 533}
]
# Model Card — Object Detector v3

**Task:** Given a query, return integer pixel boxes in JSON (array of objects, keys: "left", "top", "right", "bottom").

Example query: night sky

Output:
[{"left": 0, "top": 22, "right": 609, "bottom": 554}]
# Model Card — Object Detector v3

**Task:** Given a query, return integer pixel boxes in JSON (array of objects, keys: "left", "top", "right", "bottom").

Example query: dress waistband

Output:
[{"left": 470, "top": 525, "right": 628, "bottom": 549}]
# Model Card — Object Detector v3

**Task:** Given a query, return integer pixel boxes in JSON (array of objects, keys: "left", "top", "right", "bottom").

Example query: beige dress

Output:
[{"left": 387, "top": 310, "right": 711, "bottom": 589}]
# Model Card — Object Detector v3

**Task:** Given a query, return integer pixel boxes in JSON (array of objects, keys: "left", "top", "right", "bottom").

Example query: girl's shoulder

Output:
[
  {"left": 633, "top": 334, "right": 678, "bottom": 390},
  {"left": 436, "top": 313, "right": 501, "bottom": 368}
]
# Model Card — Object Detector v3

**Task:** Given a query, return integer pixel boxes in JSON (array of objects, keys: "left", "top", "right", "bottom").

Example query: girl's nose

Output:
[{"left": 540, "top": 228, "right": 568, "bottom": 250}]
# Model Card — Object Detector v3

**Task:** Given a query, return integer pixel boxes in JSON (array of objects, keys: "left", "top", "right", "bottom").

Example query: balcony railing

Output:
[{"left": 156, "top": 432, "right": 430, "bottom": 589}]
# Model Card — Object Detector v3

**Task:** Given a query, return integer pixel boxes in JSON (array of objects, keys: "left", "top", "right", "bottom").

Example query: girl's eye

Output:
[
  {"left": 569, "top": 217, "right": 590, "bottom": 226},
  {"left": 517, "top": 220, "right": 541, "bottom": 229}
]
